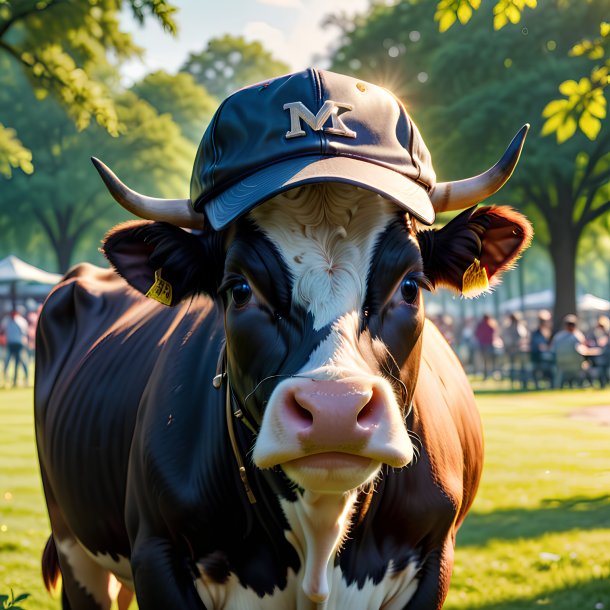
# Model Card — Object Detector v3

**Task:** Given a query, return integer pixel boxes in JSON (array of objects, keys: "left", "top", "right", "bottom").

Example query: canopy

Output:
[
  {"left": 500, "top": 289, "right": 610, "bottom": 315},
  {"left": 0, "top": 255, "right": 62, "bottom": 309},
  {"left": 0, "top": 255, "right": 61, "bottom": 284}
]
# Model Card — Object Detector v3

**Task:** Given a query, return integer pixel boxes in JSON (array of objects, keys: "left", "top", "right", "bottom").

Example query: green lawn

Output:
[{"left": 1, "top": 386, "right": 609, "bottom": 609}]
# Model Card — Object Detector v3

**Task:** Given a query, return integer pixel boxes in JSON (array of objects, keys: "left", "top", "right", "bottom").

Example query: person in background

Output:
[
  {"left": 590, "top": 315, "right": 610, "bottom": 348},
  {"left": 502, "top": 312, "right": 529, "bottom": 385},
  {"left": 550, "top": 314, "right": 586, "bottom": 388},
  {"left": 530, "top": 310, "right": 553, "bottom": 388},
  {"left": 475, "top": 313, "right": 499, "bottom": 380},
  {"left": 2, "top": 310, "right": 29, "bottom": 387}
]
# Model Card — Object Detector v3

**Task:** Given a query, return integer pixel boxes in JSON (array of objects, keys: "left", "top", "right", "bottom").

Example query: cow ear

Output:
[
  {"left": 102, "top": 220, "right": 223, "bottom": 306},
  {"left": 416, "top": 206, "right": 533, "bottom": 297}
]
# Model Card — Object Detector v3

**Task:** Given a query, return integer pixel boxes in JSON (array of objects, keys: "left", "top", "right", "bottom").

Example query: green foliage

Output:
[
  {"left": 543, "top": 21, "right": 609, "bottom": 142},
  {"left": 131, "top": 70, "right": 218, "bottom": 144},
  {"left": 0, "top": 0, "right": 178, "bottom": 175},
  {"left": 0, "top": 590, "right": 30, "bottom": 610},
  {"left": 181, "top": 34, "right": 290, "bottom": 100},
  {"left": 0, "top": 59, "right": 195, "bottom": 271},
  {"left": 433, "top": 0, "right": 608, "bottom": 141},
  {"left": 0, "top": 123, "right": 32, "bottom": 177},
  {"left": 434, "top": 0, "right": 536, "bottom": 32}
]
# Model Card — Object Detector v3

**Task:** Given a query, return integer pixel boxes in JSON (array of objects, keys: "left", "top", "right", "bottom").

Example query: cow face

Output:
[
  {"left": 220, "top": 183, "right": 425, "bottom": 495},
  {"left": 103, "top": 186, "right": 531, "bottom": 497}
]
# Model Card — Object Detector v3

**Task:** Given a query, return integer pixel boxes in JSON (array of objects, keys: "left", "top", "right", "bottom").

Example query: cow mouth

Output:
[{"left": 281, "top": 452, "right": 381, "bottom": 493}]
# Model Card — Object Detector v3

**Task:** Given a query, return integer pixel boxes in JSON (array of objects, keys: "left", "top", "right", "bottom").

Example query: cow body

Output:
[
  {"left": 32, "top": 181, "right": 532, "bottom": 610},
  {"left": 36, "top": 266, "right": 480, "bottom": 610}
]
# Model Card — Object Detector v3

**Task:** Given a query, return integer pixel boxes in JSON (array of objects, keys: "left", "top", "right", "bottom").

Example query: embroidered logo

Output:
[{"left": 283, "top": 101, "right": 357, "bottom": 139}]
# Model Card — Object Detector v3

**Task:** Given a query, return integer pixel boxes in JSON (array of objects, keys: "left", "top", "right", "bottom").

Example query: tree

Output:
[
  {"left": 131, "top": 70, "right": 218, "bottom": 144},
  {"left": 330, "top": 0, "right": 610, "bottom": 328},
  {"left": 431, "top": 0, "right": 609, "bottom": 143},
  {"left": 181, "top": 34, "right": 290, "bottom": 100},
  {"left": 0, "top": 59, "right": 195, "bottom": 272},
  {"left": 0, "top": 0, "right": 177, "bottom": 177}
]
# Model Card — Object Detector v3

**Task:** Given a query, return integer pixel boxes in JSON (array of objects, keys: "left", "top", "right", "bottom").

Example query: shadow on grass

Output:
[
  {"left": 458, "top": 495, "right": 610, "bottom": 547},
  {"left": 452, "top": 576, "right": 609, "bottom": 610}
]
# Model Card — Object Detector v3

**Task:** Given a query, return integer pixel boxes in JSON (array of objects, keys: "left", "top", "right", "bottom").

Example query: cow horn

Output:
[
  {"left": 91, "top": 157, "right": 205, "bottom": 230},
  {"left": 430, "top": 124, "right": 529, "bottom": 213}
]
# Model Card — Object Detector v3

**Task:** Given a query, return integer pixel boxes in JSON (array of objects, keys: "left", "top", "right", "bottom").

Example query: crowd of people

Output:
[
  {"left": 0, "top": 305, "right": 40, "bottom": 388},
  {"left": 432, "top": 310, "right": 610, "bottom": 389},
  {"left": 1, "top": 301, "right": 609, "bottom": 390}
]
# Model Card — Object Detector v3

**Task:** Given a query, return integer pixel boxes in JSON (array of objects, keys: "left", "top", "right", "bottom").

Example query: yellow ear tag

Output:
[
  {"left": 462, "top": 258, "right": 489, "bottom": 297},
  {"left": 145, "top": 269, "right": 172, "bottom": 306}
]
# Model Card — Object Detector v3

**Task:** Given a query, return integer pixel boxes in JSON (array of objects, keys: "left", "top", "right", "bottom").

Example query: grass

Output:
[{"left": 1, "top": 386, "right": 609, "bottom": 609}]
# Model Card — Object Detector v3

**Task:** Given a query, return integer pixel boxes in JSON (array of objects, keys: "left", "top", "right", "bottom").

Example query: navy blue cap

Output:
[{"left": 190, "top": 68, "right": 437, "bottom": 230}]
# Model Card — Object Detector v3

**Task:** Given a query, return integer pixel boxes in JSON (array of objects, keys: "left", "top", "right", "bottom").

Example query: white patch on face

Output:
[
  {"left": 55, "top": 538, "right": 133, "bottom": 607},
  {"left": 250, "top": 183, "right": 395, "bottom": 330},
  {"left": 246, "top": 184, "right": 418, "bottom": 607}
]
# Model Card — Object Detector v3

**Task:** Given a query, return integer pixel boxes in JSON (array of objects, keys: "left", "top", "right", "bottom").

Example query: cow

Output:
[{"left": 35, "top": 69, "right": 532, "bottom": 610}]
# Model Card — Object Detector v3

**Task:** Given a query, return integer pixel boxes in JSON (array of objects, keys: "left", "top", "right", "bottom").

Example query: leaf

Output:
[
  {"left": 542, "top": 98, "right": 568, "bottom": 117},
  {"left": 541, "top": 111, "right": 565, "bottom": 136},
  {"left": 587, "top": 95, "right": 607, "bottom": 119},
  {"left": 12, "top": 594, "right": 30, "bottom": 603},
  {"left": 457, "top": 3, "right": 473, "bottom": 24},
  {"left": 436, "top": 8, "right": 457, "bottom": 32},
  {"left": 556, "top": 115, "right": 577, "bottom": 143},
  {"left": 0, "top": 124, "right": 34, "bottom": 177},
  {"left": 579, "top": 111, "right": 602, "bottom": 140},
  {"left": 493, "top": 12, "right": 508, "bottom": 30},
  {"left": 558, "top": 80, "right": 579, "bottom": 96},
  {"left": 506, "top": 4, "right": 521, "bottom": 24}
]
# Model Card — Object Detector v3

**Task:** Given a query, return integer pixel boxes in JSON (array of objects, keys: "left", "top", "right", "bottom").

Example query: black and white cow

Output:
[{"left": 36, "top": 69, "right": 532, "bottom": 609}]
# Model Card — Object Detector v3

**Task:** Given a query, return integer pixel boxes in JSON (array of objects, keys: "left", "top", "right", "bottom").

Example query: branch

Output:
[
  {"left": 573, "top": 133, "right": 610, "bottom": 201},
  {"left": 35, "top": 211, "right": 60, "bottom": 253},
  {"left": 0, "top": 39, "right": 68, "bottom": 92},
  {"left": 580, "top": 199, "right": 610, "bottom": 228},
  {"left": 523, "top": 184, "right": 552, "bottom": 216},
  {"left": 72, "top": 201, "right": 114, "bottom": 237},
  {"left": 0, "top": 0, "right": 70, "bottom": 39}
]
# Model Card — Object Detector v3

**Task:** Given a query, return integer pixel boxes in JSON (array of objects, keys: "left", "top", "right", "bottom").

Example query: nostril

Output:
[
  {"left": 285, "top": 393, "right": 314, "bottom": 430},
  {"left": 357, "top": 387, "right": 382, "bottom": 428}
]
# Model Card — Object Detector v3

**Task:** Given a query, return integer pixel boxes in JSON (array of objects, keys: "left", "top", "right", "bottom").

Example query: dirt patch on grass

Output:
[{"left": 569, "top": 406, "right": 610, "bottom": 426}]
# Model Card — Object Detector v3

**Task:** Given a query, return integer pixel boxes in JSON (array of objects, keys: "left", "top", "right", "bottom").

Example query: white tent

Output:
[
  {"left": 499, "top": 290, "right": 554, "bottom": 314},
  {"left": 578, "top": 293, "right": 610, "bottom": 313},
  {"left": 0, "top": 255, "right": 61, "bottom": 308},
  {"left": 499, "top": 289, "right": 610, "bottom": 314}
]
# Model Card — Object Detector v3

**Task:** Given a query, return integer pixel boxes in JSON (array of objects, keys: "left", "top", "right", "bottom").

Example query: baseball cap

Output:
[{"left": 190, "top": 68, "right": 437, "bottom": 230}]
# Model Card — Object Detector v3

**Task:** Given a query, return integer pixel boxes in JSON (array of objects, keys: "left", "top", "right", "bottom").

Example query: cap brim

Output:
[{"left": 199, "top": 155, "right": 435, "bottom": 231}]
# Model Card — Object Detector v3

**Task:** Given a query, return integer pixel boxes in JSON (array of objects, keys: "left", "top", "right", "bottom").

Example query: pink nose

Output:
[{"left": 282, "top": 379, "right": 382, "bottom": 450}]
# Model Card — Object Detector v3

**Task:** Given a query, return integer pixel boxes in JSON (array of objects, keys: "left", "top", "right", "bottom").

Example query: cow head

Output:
[
  {"left": 102, "top": 186, "right": 530, "bottom": 491},
  {"left": 97, "top": 69, "right": 532, "bottom": 602}
]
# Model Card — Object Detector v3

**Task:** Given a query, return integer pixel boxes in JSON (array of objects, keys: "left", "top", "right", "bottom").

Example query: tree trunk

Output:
[
  {"left": 549, "top": 233, "right": 578, "bottom": 335},
  {"left": 55, "top": 236, "right": 76, "bottom": 274}
]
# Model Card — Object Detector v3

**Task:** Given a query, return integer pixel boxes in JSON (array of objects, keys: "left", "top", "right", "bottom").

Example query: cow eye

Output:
[
  {"left": 231, "top": 281, "right": 252, "bottom": 307},
  {"left": 400, "top": 277, "right": 419, "bottom": 304}
]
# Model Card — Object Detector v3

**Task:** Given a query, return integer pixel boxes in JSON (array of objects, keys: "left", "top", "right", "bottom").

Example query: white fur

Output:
[
  {"left": 251, "top": 184, "right": 395, "bottom": 330},
  {"left": 55, "top": 538, "right": 132, "bottom": 607},
  {"left": 196, "top": 550, "right": 420, "bottom": 610},
  {"left": 248, "top": 185, "right": 416, "bottom": 607}
]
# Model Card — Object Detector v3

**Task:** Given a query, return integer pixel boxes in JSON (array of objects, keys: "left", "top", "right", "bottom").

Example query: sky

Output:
[{"left": 120, "top": 0, "right": 372, "bottom": 83}]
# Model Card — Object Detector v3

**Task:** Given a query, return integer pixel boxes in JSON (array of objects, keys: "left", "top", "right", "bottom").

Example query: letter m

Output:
[{"left": 283, "top": 101, "right": 357, "bottom": 139}]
